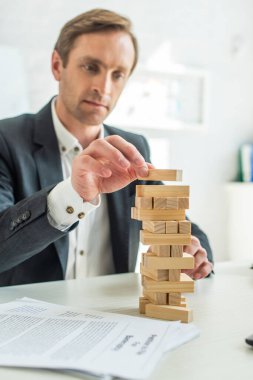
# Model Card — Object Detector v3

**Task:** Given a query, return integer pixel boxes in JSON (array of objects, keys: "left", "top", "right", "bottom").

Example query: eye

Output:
[
  {"left": 113, "top": 71, "right": 125, "bottom": 81},
  {"left": 82, "top": 63, "right": 99, "bottom": 73}
]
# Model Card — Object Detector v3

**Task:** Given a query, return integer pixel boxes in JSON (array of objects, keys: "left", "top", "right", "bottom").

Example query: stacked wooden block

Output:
[{"left": 131, "top": 169, "right": 194, "bottom": 323}]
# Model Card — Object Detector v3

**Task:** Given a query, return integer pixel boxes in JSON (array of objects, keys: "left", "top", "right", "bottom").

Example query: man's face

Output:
[{"left": 52, "top": 31, "right": 135, "bottom": 127}]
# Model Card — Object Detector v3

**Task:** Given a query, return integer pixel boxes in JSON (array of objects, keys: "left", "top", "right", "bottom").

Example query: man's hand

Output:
[
  {"left": 183, "top": 236, "right": 213, "bottom": 279},
  {"left": 71, "top": 135, "right": 151, "bottom": 201}
]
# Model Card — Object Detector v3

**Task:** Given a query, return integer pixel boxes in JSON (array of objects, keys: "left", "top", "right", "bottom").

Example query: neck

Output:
[
  {"left": 67, "top": 122, "right": 101, "bottom": 149},
  {"left": 55, "top": 99, "right": 101, "bottom": 149}
]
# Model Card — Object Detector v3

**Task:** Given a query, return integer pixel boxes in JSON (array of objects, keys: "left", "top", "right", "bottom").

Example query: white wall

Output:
[{"left": 1, "top": 0, "right": 253, "bottom": 261}]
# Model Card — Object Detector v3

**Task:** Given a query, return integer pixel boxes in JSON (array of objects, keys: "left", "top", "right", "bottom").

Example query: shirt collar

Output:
[{"left": 51, "top": 97, "right": 104, "bottom": 155}]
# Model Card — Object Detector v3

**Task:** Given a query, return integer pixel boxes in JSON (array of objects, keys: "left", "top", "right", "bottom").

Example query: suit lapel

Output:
[
  {"left": 33, "top": 101, "right": 68, "bottom": 275},
  {"left": 33, "top": 102, "right": 63, "bottom": 188}
]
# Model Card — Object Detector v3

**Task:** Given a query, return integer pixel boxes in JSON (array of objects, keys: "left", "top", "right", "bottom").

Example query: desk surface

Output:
[{"left": 0, "top": 261, "right": 252, "bottom": 380}]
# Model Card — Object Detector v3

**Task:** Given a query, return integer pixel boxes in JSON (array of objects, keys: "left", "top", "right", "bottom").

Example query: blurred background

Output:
[{"left": 1, "top": 0, "right": 253, "bottom": 262}]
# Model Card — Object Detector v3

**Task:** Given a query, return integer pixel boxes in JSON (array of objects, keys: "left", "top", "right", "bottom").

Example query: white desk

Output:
[{"left": 0, "top": 261, "right": 252, "bottom": 380}]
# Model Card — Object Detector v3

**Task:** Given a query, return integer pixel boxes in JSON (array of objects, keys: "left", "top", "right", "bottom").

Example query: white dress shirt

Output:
[{"left": 47, "top": 98, "right": 115, "bottom": 279}]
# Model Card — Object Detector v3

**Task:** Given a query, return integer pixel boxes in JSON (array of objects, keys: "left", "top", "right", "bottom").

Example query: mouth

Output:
[{"left": 82, "top": 100, "right": 108, "bottom": 110}]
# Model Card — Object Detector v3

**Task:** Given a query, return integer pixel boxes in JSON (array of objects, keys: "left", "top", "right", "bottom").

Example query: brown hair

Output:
[{"left": 54, "top": 8, "right": 138, "bottom": 73}]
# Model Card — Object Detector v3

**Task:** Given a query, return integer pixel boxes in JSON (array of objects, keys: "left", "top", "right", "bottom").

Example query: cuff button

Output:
[
  {"left": 78, "top": 212, "right": 85, "bottom": 219},
  {"left": 66, "top": 206, "right": 74, "bottom": 214}
]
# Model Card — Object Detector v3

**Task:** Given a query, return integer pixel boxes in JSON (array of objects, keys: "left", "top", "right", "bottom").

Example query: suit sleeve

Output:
[
  {"left": 0, "top": 131, "right": 72, "bottom": 273},
  {"left": 0, "top": 187, "right": 73, "bottom": 273}
]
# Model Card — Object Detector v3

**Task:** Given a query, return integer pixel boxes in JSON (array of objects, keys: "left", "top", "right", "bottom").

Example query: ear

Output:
[{"left": 51, "top": 50, "right": 63, "bottom": 81}]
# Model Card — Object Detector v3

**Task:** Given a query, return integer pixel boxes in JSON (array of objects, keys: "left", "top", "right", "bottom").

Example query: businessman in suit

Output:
[{"left": 0, "top": 9, "right": 213, "bottom": 286}]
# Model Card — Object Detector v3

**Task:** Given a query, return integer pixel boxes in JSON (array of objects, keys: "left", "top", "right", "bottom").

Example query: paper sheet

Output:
[{"left": 0, "top": 298, "right": 199, "bottom": 379}]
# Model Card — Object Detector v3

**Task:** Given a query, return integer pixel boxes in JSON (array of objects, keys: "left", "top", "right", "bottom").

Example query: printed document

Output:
[{"left": 0, "top": 298, "right": 199, "bottom": 379}]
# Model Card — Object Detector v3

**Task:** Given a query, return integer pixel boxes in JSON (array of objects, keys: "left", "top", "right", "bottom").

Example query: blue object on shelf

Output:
[{"left": 239, "top": 144, "right": 253, "bottom": 182}]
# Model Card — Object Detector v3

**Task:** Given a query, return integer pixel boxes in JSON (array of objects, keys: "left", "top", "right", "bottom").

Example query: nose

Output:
[{"left": 92, "top": 73, "right": 112, "bottom": 97}]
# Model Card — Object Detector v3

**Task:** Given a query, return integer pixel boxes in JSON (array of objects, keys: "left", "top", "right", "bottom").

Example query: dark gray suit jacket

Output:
[{"left": 0, "top": 101, "right": 213, "bottom": 286}]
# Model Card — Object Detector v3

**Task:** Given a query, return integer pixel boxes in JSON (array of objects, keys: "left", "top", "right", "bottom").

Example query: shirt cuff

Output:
[{"left": 47, "top": 177, "right": 100, "bottom": 231}]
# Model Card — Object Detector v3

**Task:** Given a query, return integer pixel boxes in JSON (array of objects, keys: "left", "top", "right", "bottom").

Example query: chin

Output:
[
  {"left": 75, "top": 110, "right": 105, "bottom": 126},
  {"left": 82, "top": 116, "right": 106, "bottom": 126},
  {"left": 88, "top": 112, "right": 109, "bottom": 125}
]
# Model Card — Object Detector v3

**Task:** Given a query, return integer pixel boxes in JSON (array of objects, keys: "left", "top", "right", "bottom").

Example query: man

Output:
[{"left": 0, "top": 9, "right": 213, "bottom": 286}]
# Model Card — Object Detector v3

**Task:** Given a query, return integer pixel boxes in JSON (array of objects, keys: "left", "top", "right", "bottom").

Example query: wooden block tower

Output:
[{"left": 131, "top": 169, "right": 194, "bottom": 323}]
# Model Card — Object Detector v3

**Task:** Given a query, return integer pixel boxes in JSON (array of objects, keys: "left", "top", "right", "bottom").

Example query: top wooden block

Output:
[{"left": 137, "top": 169, "right": 183, "bottom": 181}]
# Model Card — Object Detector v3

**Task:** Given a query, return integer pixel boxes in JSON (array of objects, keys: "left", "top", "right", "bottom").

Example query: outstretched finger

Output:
[
  {"left": 82, "top": 138, "right": 131, "bottom": 170},
  {"left": 105, "top": 135, "right": 149, "bottom": 177}
]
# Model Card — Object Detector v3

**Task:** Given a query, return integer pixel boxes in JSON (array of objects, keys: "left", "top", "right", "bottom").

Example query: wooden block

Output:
[
  {"left": 168, "top": 293, "right": 187, "bottom": 307},
  {"left": 142, "top": 251, "right": 154, "bottom": 264},
  {"left": 135, "top": 197, "right": 153, "bottom": 209},
  {"left": 140, "top": 264, "right": 169, "bottom": 281},
  {"left": 140, "top": 230, "right": 191, "bottom": 245},
  {"left": 143, "top": 290, "right": 168, "bottom": 305},
  {"left": 166, "top": 221, "right": 178, "bottom": 234},
  {"left": 142, "top": 252, "right": 154, "bottom": 264},
  {"left": 153, "top": 197, "right": 178, "bottom": 210},
  {"left": 171, "top": 245, "right": 183, "bottom": 257},
  {"left": 142, "top": 251, "right": 155, "bottom": 261},
  {"left": 179, "top": 220, "right": 191, "bottom": 234},
  {"left": 142, "top": 253, "right": 152, "bottom": 265},
  {"left": 131, "top": 207, "right": 185, "bottom": 221},
  {"left": 178, "top": 197, "right": 190, "bottom": 209},
  {"left": 137, "top": 169, "right": 182, "bottom": 181},
  {"left": 143, "top": 273, "right": 194, "bottom": 293},
  {"left": 136, "top": 185, "right": 190, "bottom": 198},
  {"left": 145, "top": 303, "right": 193, "bottom": 323},
  {"left": 169, "top": 269, "right": 181, "bottom": 281},
  {"left": 151, "top": 245, "right": 171, "bottom": 257},
  {"left": 142, "top": 221, "right": 166, "bottom": 234},
  {"left": 168, "top": 293, "right": 185, "bottom": 306},
  {"left": 139, "top": 296, "right": 149, "bottom": 314},
  {"left": 143, "top": 252, "right": 194, "bottom": 270},
  {"left": 153, "top": 197, "right": 169, "bottom": 209},
  {"left": 153, "top": 197, "right": 190, "bottom": 210}
]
